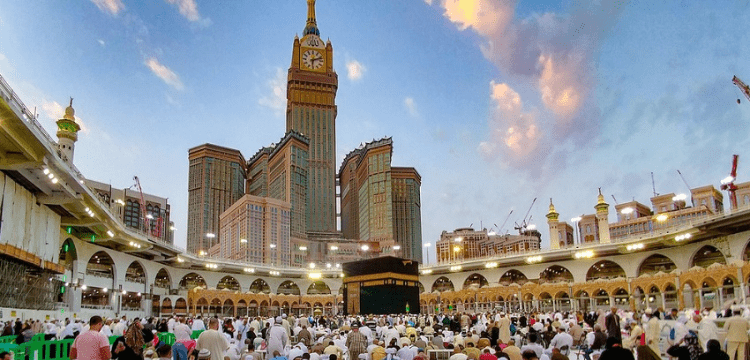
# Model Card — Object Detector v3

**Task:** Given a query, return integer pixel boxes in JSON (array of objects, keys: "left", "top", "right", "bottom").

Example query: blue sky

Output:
[{"left": 1, "top": 0, "right": 749, "bottom": 262}]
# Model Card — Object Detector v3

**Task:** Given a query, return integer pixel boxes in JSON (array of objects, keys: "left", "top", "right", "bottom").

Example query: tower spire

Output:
[{"left": 303, "top": 0, "right": 320, "bottom": 36}]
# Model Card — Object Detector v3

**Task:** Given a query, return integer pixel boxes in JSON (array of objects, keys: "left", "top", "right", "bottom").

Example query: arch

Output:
[
  {"left": 744, "top": 238, "right": 750, "bottom": 261},
  {"left": 431, "top": 277, "right": 454, "bottom": 292},
  {"left": 307, "top": 281, "right": 332, "bottom": 295},
  {"left": 125, "top": 261, "right": 146, "bottom": 284},
  {"left": 701, "top": 277, "right": 718, "bottom": 289},
  {"left": 86, "top": 251, "right": 115, "bottom": 279},
  {"left": 59, "top": 238, "right": 78, "bottom": 271},
  {"left": 154, "top": 268, "right": 172, "bottom": 289},
  {"left": 223, "top": 299, "right": 235, "bottom": 317},
  {"left": 637, "top": 254, "right": 677, "bottom": 276},
  {"left": 539, "top": 265, "right": 573, "bottom": 283},
  {"left": 586, "top": 260, "right": 625, "bottom": 281},
  {"left": 277, "top": 280, "right": 301, "bottom": 295},
  {"left": 175, "top": 298, "right": 187, "bottom": 315},
  {"left": 722, "top": 276, "right": 737, "bottom": 301},
  {"left": 417, "top": 282, "right": 426, "bottom": 294},
  {"left": 196, "top": 298, "right": 209, "bottom": 314},
  {"left": 179, "top": 273, "right": 207, "bottom": 290},
  {"left": 249, "top": 279, "right": 271, "bottom": 293},
  {"left": 593, "top": 289, "right": 610, "bottom": 307},
  {"left": 612, "top": 287, "right": 628, "bottom": 301},
  {"left": 463, "top": 273, "right": 489, "bottom": 289},
  {"left": 210, "top": 298, "right": 221, "bottom": 315},
  {"left": 162, "top": 298, "right": 173, "bottom": 313},
  {"left": 690, "top": 245, "right": 727, "bottom": 268},
  {"left": 217, "top": 276, "right": 240, "bottom": 291},
  {"left": 237, "top": 300, "right": 248, "bottom": 317},
  {"left": 499, "top": 270, "right": 528, "bottom": 285}
]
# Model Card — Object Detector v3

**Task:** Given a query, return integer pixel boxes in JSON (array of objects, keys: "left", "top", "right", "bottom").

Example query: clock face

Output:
[{"left": 302, "top": 49, "right": 323, "bottom": 70}]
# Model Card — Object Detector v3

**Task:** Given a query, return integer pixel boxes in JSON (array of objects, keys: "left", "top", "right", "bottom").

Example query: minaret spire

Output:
[
  {"left": 303, "top": 0, "right": 320, "bottom": 36},
  {"left": 56, "top": 97, "right": 81, "bottom": 165}
]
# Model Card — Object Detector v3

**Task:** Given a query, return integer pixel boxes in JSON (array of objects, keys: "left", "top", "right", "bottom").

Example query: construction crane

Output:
[
  {"left": 132, "top": 176, "right": 150, "bottom": 236},
  {"left": 494, "top": 210, "right": 513, "bottom": 235},
  {"left": 720, "top": 154, "right": 740, "bottom": 210},
  {"left": 733, "top": 75, "right": 750, "bottom": 104},
  {"left": 677, "top": 170, "right": 695, "bottom": 207},
  {"left": 514, "top": 198, "right": 537, "bottom": 234}
]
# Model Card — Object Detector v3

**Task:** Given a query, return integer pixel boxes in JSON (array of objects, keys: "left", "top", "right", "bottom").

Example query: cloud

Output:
[
  {"left": 144, "top": 57, "right": 184, "bottom": 91},
  {"left": 90, "top": 0, "right": 125, "bottom": 16},
  {"left": 41, "top": 100, "right": 89, "bottom": 135},
  {"left": 258, "top": 67, "right": 287, "bottom": 116},
  {"left": 346, "top": 60, "right": 366, "bottom": 81},
  {"left": 98, "top": 39, "right": 106, "bottom": 46},
  {"left": 478, "top": 81, "right": 541, "bottom": 166},
  {"left": 437, "top": 0, "right": 624, "bottom": 171},
  {"left": 165, "top": 0, "right": 211, "bottom": 26},
  {"left": 404, "top": 97, "right": 419, "bottom": 117}
]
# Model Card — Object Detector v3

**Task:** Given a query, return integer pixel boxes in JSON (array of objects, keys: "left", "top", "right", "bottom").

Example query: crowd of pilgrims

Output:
[{"left": 0, "top": 305, "right": 748, "bottom": 360}]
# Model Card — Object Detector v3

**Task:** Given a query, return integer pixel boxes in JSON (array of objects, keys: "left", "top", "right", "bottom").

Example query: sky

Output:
[{"left": 1, "top": 0, "right": 749, "bottom": 263}]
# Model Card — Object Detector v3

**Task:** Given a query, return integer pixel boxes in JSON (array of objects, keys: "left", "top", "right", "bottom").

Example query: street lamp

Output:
[{"left": 571, "top": 216, "right": 582, "bottom": 245}]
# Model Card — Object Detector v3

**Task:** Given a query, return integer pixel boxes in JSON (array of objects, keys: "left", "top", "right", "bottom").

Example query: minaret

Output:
[
  {"left": 595, "top": 188, "right": 611, "bottom": 244},
  {"left": 56, "top": 98, "right": 81, "bottom": 165},
  {"left": 546, "top": 198, "right": 560, "bottom": 249}
]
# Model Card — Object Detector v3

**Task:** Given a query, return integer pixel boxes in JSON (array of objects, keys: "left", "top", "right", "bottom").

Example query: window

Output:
[{"left": 125, "top": 200, "right": 141, "bottom": 229}]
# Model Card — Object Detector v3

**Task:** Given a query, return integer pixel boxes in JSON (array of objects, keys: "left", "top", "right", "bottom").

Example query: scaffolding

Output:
[{"left": 0, "top": 256, "right": 62, "bottom": 310}]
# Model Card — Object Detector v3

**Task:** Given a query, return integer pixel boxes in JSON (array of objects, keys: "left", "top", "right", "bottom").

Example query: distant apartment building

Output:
[
  {"left": 85, "top": 179, "right": 174, "bottom": 244},
  {"left": 187, "top": 144, "right": 246, "bottom": 254},
  {"left": 435, "top": 227, "right": 541, "bottom": 264},
  {"left": 217, "top": 194, "right": 291, "bottom": 266}
]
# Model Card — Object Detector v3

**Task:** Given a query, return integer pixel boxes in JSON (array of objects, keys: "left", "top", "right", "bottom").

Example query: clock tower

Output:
[{"left": 287, "top": 0, "right": 338, "bottom": 234}]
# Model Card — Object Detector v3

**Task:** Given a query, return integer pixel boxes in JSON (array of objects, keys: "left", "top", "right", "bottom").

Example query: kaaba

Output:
[{"left": 342, "top": 256, "right": 420, "bottom": 315}]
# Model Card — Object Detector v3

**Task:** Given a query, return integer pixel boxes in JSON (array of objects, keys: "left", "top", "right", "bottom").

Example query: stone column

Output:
[
  {"left": 142, "top": 296, "right": 151, "bottom": 317},
  {"left": 698, "top": 289, "right": 704, "bottom": 309},
  {"left": 718, "top": 287, "right": 724, "bottom": 307},
  {"left": 661, "top": 293, "right": 666, "bottom": 310}
]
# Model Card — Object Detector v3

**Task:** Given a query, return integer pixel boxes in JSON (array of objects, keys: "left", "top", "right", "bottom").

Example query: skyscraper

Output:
[
  {"left": 339, "top": 138, "right": 422, "bottom": 260},
  {"left": 188, "top": 1, "right": 423, "bottom": 264},
  {"left": 286, "top": 0, "right": 338, "bottom": 234},
  {"left": 187, "top": 144, "right": 246, "bottom": 254}
]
